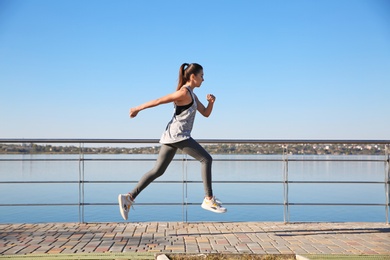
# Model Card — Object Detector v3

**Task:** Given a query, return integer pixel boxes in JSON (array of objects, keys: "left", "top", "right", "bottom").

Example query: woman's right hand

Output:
[{"left": 129, "top": 107, "right": 139, "bottom": 118}]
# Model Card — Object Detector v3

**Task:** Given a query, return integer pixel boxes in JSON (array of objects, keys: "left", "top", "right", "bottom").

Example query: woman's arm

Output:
[
  {"left": 129, "top": 88, "right": 189, "bottom": 118},
  {"left": 195, "top": 94, "right": 216, "bottom": 118}
]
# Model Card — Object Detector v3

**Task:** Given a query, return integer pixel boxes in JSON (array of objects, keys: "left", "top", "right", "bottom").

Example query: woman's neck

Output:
[{"left": 185, "top": 82, "right": 196, "bottom": 90}]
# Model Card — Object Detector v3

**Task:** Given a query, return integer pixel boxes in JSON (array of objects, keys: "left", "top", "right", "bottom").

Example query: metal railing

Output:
[{"left": 0, "top": 139, "right": 389, "bottom": 224}]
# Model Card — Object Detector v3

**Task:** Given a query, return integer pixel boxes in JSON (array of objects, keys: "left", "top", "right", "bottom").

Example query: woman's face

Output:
[{"left": 193, "top": 70, "right": 204, "bottom": 87}]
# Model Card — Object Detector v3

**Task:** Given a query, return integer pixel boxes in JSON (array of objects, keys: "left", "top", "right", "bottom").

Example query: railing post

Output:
[
  {"left": 182, "top": 153, "right": 188, "bottom": 223},
  {"left": 283, "top": 144, "right": 289, "bottom": 223},
  {"left": 78, "top": 142, "right": 85, "bottom": 223},
  {"left": 386, "top": 145, "right": 389, "bottom": 225}
]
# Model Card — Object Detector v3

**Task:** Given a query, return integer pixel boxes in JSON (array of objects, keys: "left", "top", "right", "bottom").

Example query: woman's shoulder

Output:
[
  {"left": 179, "top": 85, "right": 191, "bottom": 91},
  {"left": 177, "top": 86, "right": 193, "bottom": 96}
]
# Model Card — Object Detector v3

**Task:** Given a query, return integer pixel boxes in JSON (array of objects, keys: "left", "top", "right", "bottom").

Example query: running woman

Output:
[{"left": 118, "top": 63, "right": 227, "bottom": 220}]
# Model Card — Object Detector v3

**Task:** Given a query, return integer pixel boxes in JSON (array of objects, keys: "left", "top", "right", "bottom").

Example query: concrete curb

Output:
[{"left": 156, "top": 254, "right": 170, "bottom": 260}]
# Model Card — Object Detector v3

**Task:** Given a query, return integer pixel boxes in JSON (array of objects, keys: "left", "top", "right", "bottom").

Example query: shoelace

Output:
[
  {"left": 213, "top": 197, "right": 222, "bottom": 205},
  {"left": 210, "top": 197, "right": 222, "bottom": 207},
  {"left": 126, "top": 196, "right": 135, "bottom": 211}
]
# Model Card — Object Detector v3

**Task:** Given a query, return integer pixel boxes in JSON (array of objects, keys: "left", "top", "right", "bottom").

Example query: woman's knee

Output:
[
  {"left": 149, "top": 167, "right": 165, "bottom": 178},
  {"left": 202, "top": 153, "right": 213, "bottom": 165}
]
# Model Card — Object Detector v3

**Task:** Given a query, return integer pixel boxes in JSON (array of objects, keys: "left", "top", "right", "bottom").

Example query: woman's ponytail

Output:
[{"left": 176, "top": 63, "right": 203, "bottom": 91}]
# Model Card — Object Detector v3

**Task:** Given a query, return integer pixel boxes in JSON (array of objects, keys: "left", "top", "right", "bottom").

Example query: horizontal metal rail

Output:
[
  {"left": 1, "top": 138, "right": 390, "bottom": 144},
  {"left": 0, "top": 180, "right": 386, "bottom": 184},
  {"left": 0, "top": 158, "right": 386, "bottom": 162},
  {"left": 0, "top": 139, "right": 389, "bottom": 224},
  {"left": 1, "top": 203, "right": 386, "bottom": 207}
]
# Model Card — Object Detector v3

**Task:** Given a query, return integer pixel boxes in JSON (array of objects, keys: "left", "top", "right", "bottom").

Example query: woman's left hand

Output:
[{"left": 206, "top": 94, "right": 216, "bottom": 103}]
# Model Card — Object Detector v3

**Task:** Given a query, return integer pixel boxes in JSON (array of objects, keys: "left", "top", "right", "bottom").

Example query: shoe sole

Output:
[
  {"left": 118, "top": 194, "right": 128, "bottom": 220},
  {"left": 201, "top": 204, "right": 227, "bottom": 213}
]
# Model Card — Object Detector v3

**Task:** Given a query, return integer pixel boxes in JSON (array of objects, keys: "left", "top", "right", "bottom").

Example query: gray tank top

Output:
[{"left": 160, "top": 86, "right": 197, "bottom": 144}]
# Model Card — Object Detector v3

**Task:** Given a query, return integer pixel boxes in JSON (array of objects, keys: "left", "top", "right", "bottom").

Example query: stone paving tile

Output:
[{"left": 0, "top": 222, "right": 389, "bottom": 256}]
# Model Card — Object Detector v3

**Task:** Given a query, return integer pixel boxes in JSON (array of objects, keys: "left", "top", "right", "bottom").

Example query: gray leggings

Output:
[{"left": 129, "top": 138, "right": 213, "bottom": 199}]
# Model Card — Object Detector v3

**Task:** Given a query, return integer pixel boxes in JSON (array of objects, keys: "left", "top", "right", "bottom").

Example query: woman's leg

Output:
[
  {"left": 129, "top": 144, "right": 177, "bottom": 199},
  {"left": 175, "top": 138, "right": 226, "bottom": 213},
  {"left": 174, "top": 138, "right": 213, "bottom": 198}
]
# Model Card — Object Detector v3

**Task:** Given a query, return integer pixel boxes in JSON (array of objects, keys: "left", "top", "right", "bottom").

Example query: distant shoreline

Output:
[{"left": 0, "top": 143, "right": 385, "bottom": 155}]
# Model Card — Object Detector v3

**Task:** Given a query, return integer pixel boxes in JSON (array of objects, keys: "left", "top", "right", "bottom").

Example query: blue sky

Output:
[{"left": 1, "top": 0, "right": 389, "bottom": 140}]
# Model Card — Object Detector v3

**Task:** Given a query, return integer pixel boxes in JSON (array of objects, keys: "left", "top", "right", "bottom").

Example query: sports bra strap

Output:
[{"left": 175, "top": 87, "right": 194, "bottom": 115}]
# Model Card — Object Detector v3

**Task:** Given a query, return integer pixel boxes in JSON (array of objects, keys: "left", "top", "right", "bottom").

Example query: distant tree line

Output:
[{"left": 0, "top": 143, "right": 387, "bottom": 155}]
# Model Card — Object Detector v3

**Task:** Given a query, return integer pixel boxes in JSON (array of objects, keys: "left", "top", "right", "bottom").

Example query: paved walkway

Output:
[{"left": 1, "top": 222, "right": 389, "bottom": 257}]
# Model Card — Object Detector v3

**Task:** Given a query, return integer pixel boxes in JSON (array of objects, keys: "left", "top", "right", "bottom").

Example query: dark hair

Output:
[{"left": 177, "top": 63, "right": 203, "bottom": 90}]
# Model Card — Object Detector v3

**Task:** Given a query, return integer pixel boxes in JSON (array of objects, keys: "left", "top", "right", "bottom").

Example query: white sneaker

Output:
[
  {"left": 118, "top": 194, "right": 134, "bottom": 220},
  {"left": 201, "top": 196, "right": 227, "bottom": 213}
]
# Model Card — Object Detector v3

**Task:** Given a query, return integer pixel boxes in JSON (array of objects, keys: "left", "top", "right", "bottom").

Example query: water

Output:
[{"left": 0, "top": 154, "right": 388, "bottom": 223}]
